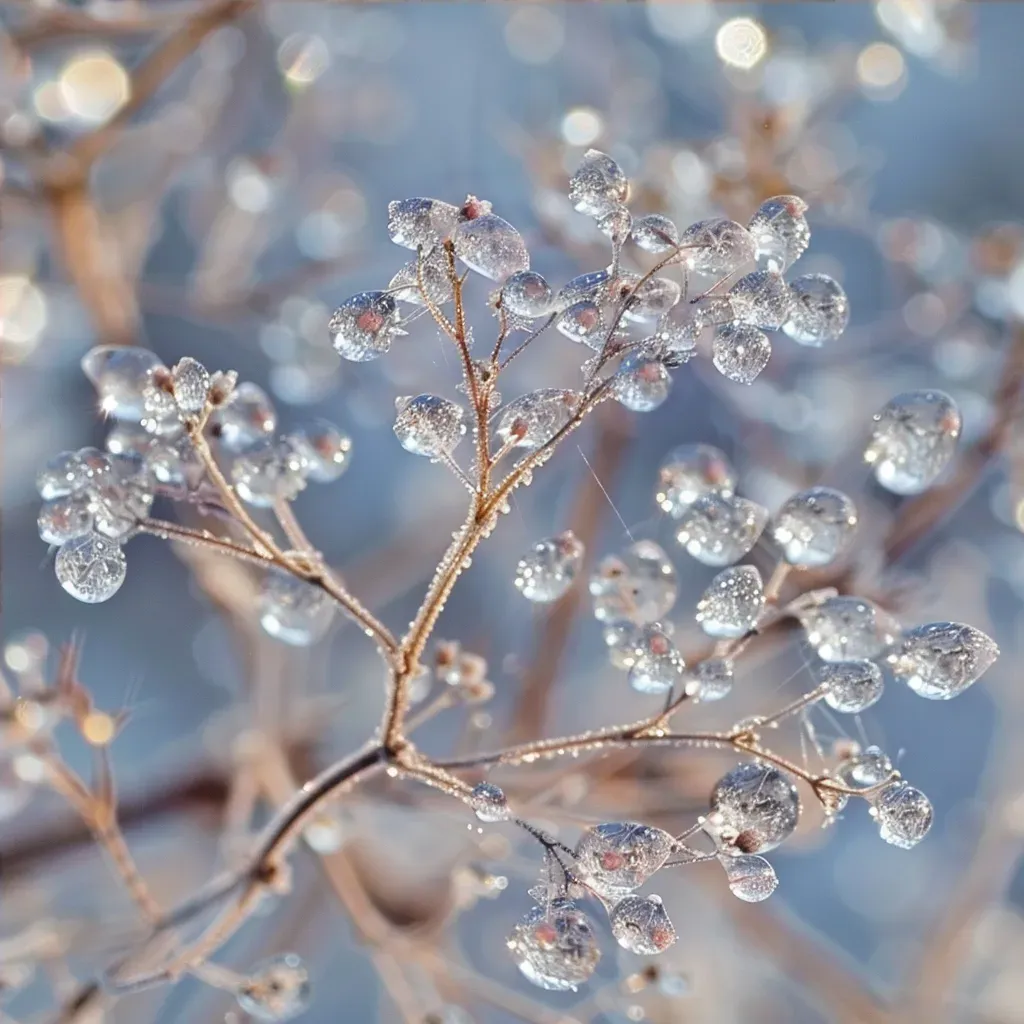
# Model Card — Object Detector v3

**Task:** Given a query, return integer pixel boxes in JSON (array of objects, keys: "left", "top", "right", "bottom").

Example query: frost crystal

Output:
[
  {"left": 236, "top": 954, "right": 311, "bottom": 1022},
  {"left": 613, "top": 353, "right": 671, "bottom": 412},
  {"left": 695, "top": 565, "right": 765, "bottom": 639},
  {"left": 609, "top": 894, "right": 677, "bottom": 955},
  {"left": 747, "top": 195, "right": 810, "bottom": 272},
  {"left": 720, "top": 853, "right": 779, "bottom": 902},
  {"left": 55, "top": 533, "right": 127, "bottom": 603},
  {"left": 771, "top": 487, "right": 857, "bottom": 567},
  {"left": 568, "top": 149, "right": 629, "bottom": 217},
  {"left": 393, "top": 394, "right": 466, "bottom": 459},
  {"left": 655, "top": 444, "right": 735, "bottom": 517},
  {"left": 871, "top": 781, "right": 933, "bottom": 849},
  {"left": 329, "top": 291, "right": 402, "bottom": 362},
  {"left": 887, "top": 622, "right": 998, "bottom": 700},
  {"left": 676, "top": 492, "right": 768, "bottom": 566},
  {"left": 496, "top": 389, "right": 580, "bottom": 451},
  {"left": 514, "top": 531, "right": 584, "bottom": 603},
  {"left": 712, "top": 324, "right": 772, "bottom": 385},
  {"left": 783, "top": 273, "right": 850, "bottom": 346},
  {"left": 589, "top": 540, "right": 677, "bottom": 624},
  {"left": 507, "top": 902, "right": 601, "bottom": 992},
  {"left": 798, "top": 596, "right": 899, "bottom": 663},
  {"left": 259, "top": 571, "right": 334, "bottom": 646},
  {"left": 574, "top": 822, "right": 675, "bottom": 899},
  {"left": 820, "top": 659, "right": 885, "bottom": 713},
  {"left": 710, "top": 763, "right": 800, "bottom": 853}
]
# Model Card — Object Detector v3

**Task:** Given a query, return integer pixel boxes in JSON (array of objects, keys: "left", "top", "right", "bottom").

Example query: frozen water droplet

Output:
[
  {"left": 503, "top": 270, "right": 553, "bottom": 318},
  {"left": 37, "top": 451, "right": 87, "bottom": 500},
  {"left": 712, "top": 324, "right": 772, "bottom": 385},
  {"left": 771, "top": 487, "right": 857, "bottom": 567},
  {"left": 747, "top": 195, "right": 810, "bottom": 272},
  {"left": 835, "top": 745, "right": 893, "bottom": 788},
  {"left": 496, "top": 389, "right": 580, "bottom": 451},
  {"left": 596, "top": 204, "right": 632, "bottom": 248},
  {"left": 209, "top": 382, "right": 277, "bottom": 453},
  {"left": 329, "top": 291, "right": 401, "bottom": 362},
  {"left": 652, "top": 303, "right": 702, "bottom": 366},
  {"left": 631, "top": 213, "right": 679, "bottom": 254},
  {"left": 603, "top": 619, "right": 644, "bottom": 669},
  {"left": 81, "top": 346, "right": 165, "bottom": 421},
  {"left": 628, "top": 624, "right": 685, "bottom": 694},
  {"left": 865, "top": 389, "right": 961, "bottom": 495},
  {"left": 393, "top": 394, "right": 466, "bottom": 459},
  {"left": 676, "top": 492, "right": 768, "bottom": 567},
  {"left": 170, "top": 357, "right": 210, "bottom": 413},
  {"left": 237, "top": 953, "right": 311, "bottom": 1021},
  {"left": 387, "top": 197, "right": 459, "bottom": 251},
  {"left": 470, "top": 781, "right": 511, "bottom": 822},
  {"left": 728, "top": 270, "right": 792, "bottom": 331},
  {"left": 38, "top": 495, "right": 93, "bottom": 545},
  {"left": 696, "top": 565, "right": 764, "bottom": 638},
  {"left": 887, "top": 621, "right": 998, "bottom": 700},
  {"left": 259, "top": 570, "right": 334, "bottom": 646},
  {"left": 710, "top": 762, "right": 800, "bottom": 853},
  {"left": 679, "top": 218, "right": 756, "bottom": 275},
  {"left": 798, "top": 596, "right": 899, "bottom": 663},
  {"left": 389, "top": 250, "right": 453, "bottom": 306},
  {"left": 232, "top": 441, "right": 307, "bottom": 506},
  {"left": 720, "top": 853, "right": 779, "bottom": 902},
  {"left": 568, "top": 149, "right": 629, "bottom": 217},
  {"left": 870, "top": 781, "right": 932, "bottom": 849},
  {"left": 507, "top": 903, "right": 601, "bottom": 992},
  {"left": 88, "top": 455, "right": 154, "bottom": 540},
  {"left": 514, "top": 531, "right": 584, "bottom": 603},
  {"left": 291, "top": 420, "right": 352, "bottom": 483},
  {"left": 655, "top": 444, "right": 735, "bottom": 517},
  {"left": 820, "top": 660, "right": 885, "bottom": 713},
  {"left": 782, "top": 273, "right": 849, "bottom": 346},
  {"left": 574, "top": 822, "right": 675, "bottom": 899},
  {"left": 610, "top": 894, "right": 677, "bottom": 954},
  {"left": 589, "top": 539, "right": 677, "bottom": 624},
  {"left": 622, "top": 276, "right": 681, "bottom": 322},
  {"left": 454, "top": 204, "right": 529, "bottom": 283},
  {"left": 557, "top": 300, "right": 606, "bottom": 349},
  {"left": 555, "top": 269, "right": 613, "bottom": 311},
  {"left": 690, "top": 657, "right": 734, "bottom": 702},
  {"left": 614, "top": 353, "right": 671, "bottom": 412},
  {"left": 55, "top": 533, "right": 126, "bottom": 603}
]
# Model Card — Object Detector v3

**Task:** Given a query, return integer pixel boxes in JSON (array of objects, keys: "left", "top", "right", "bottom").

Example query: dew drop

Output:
[
  {"left": 712, "top": 324, "right": 772, "bottom": 385},
  {"left": 676, "top": 492, "right": 768, "bottom": 567},
  {"left": 610, "top": 894, "right": 677, "bottom": 955},
  {"left": 259, "top": 570, "right": 335, "bottom": 646},
  {"left": 747, "top": 195, "right": 810, "bottom": 272},
  {"left": 574, "top": 822, "right": 675, "bottom": 899},
  {"left": 589, "top": 540, "right": 677, "bottom": 624},
  {"left": 820, "top": 659, "right": 885, "bottom": 713},
  {"left": 720, "top": 853, "right": 779, "bottom": 902},
  {"left": 631, "top": 213, "right": 679, "bottom": 254},
  {"left": 695, "top": 565, "right": 764, "bottom": 638},
  {"left": 290, "top": 420, "right": 352, "bottom": 483},
  {"left": 209, "top": 382, "right": 278, "bottom": 453},
  {"left": 614, "top": 353, "right": 672, "bottom": 412},
  {"left": 710, "top": 762, "right": 799, "bottom": 853},
  {"left": 782, "top": 273, "right": 849, "bottom": 346},
  {"left": 514, "top": 531, "right": 584, "bottom": 603},
  {"left": 453, "top": 201, "right": 529, "bottom": 283},
  {"left": 496, "top": 389, "right": 580, "bottom": 451},
  {"left": 329, "top": 291, "right": 402, "bottom": 362},
  {"left": 870, "top": 780, "right": 933, "bottom": 850},
  {"left": 771, "top": 487, "right": 857, "bottom": 568},
  {"left": 55, "top": 533, "right": 126, "bottom": 603},
  {"left": 393, "top": 394, "right": 466, "bottom": 459},
  {"left": 507, "top": 902, "right": 601, "bottom": 992},
  {"left": 655, "top": 444, "right": 735, "bottom": 517},
  {"left": 887, "top": 621, "right": 998, "bottom": 700},
  {"left": 568, "top": 149, "right": 629, "bottom": 218},
  {"left": 679, "top": 218, "right": 756, "bottom": 275},
  {"left": 470, "top": 781, "right": 511, "bottom": 823}
]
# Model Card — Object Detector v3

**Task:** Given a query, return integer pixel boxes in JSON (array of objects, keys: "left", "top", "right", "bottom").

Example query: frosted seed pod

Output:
[
  {"left": 679, "top": 218, "right": 756, "bottom": 275},
  {"left": 589, "top": 539, "right": 677, "bottom": 624},
  {"left": 386, "top": 197, "right": 459, "bottom": 251},
  {"left": 747, "top": 195, "right": 810, "bottom": 272},
  {"left": 55, "top": 533, "right": 126, "bottom": 603},
  {"left": 556, "top": 300, "right": 606, "bottom": 349},
  {"left": 864, "top": 389, "right": 961, "bottom": 495},
  {"left": 603, "top": 619, "right": 644, "bottom": 669},
  {"left": 514, "top": 531, "right": 584, "bottom": 603},
  {"left": 507, "top": 902, "right": 601, "bottom": 992},
  {"left": 712, "top": 324, "right": 772, "bottom": 385},
  {"left": 496, "top": 388, "right": 580, "bottom": 451},
  {"left": 259, "top": 571, "right": 334, "bottom": 646},
  {"left": 568, "top": 149, "right": 629, "bottom": 217},
  {"left": 676, "top": 492, "right": 768, "bottom": 567},
  {"left": 871, "top": 781, "right": 933, "bottom": 849},
  {"left": 37, "top": 451, "right": 87, "bottom": 500},
  {"left": 503, "top": 270, "right": 553, "bottom": 318},
  {"left": 628, "top": 624, "right": 685, "bottom": 694},
  {"left": 388, "top": 250, "right": 453, "bottom": 307},
  {"left": 835, "top": 744, "right": 893, "bottom": 788},
  {"left": 771, "top": 487, "right": 857, "bottom": 568},
  {"left": 887, "top": 622, "right": 998, "bottom": 700},
  {"left": 690, "top": 657, "right": 734, "bottom": 702},
  {"left": 696, "top": 565, "right": 765, "bottom": 639},
  {"left": 236, "top": 953, "right": 311, "bottom": 1022},
  {"left": 820, "top": 660, "right": 885, "bottom": 713},
  {"left": 623, "top": 276, "right": 682, "bottom": 322},
  {"left": 393, "top": 394, "right": 466, "bottom": 459},
  {"left": 719, "top": 853, "right": 779, "bottom": 902},
  {"left": 209, "top": 382, "right": 277, "bottom": 452},
  {"left": 609, "top": 894, "right": 676, "bottom": 955},
  {"left": 170, "top": 356, "right": 210, "bottom": 413},
  {"left": 81, "top": 346, "right": 165, "bottom": 421},
  {"left": 38, "top": 496, "right": 92, "bottom": 546},
  {"left": 453, "top": 201, "right": 529, "bottom": 283},
  {"left": 656, "top": 444, "right": 735, "bottom": 517},
  {"left": 469, "top": 781, "right": 511, "bottom": 823},
  {"left": 728, "top": 270, "right": 792, "bottom": 331},
  {"left": 631, "top": 213, "right": 679, "bottom": 254},
  {"left": 614, "top": 353, "right": 671, "bottom": 412},
  {"left": 291, "top": 420, "right": 352, "bottom": 483},
  {"left": 798, "top": 596, "right": 899, "bottom": 663},
  {"left": 329, "top": 291, "right": 401, "bottom": 362},
  {"left": 232, "top": 442, "right": 306, "bottom": 507},
  {"left": 710, "top": 762, "right": 800, "bottom": 853},
  {"left": 556, "top": 269, "right": 613, "bottom": 310},
  {"left": 574, "top": 822, "right": 676, "bottom": 899},
  {"left": 783, "top": 273, "right": 849, "bottom": 346},
  {"left": 596, "top": 204, "right": 632, "bottom": 248}
]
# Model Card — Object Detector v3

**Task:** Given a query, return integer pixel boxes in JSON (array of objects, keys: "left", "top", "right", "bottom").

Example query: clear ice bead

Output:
[
  {"left": 236, "top": 953, "right": 311, "bottom": 1022},
  {"left": 574, "top": 822, "right": 675, "bottom": 899},
  {"left": 652, "top": 303, "right": 702, "bottom": 366},
  {"left": 820, "top": 659, "right": 885, "bottom": 713},
  {"left": 291, "top": 420, "right": 352, "bottom": 483},
  {"left": 496, "top": 389, "right": 580, "bottom": 451},
  {"left": 88, "top": 457, "right": 154, "bottom": 539},
  {"left": 609, "top": 894, "right": 676, "bottom": 955},
  {"left": 568, "top": 149, "right": 629, "bottom": 217},
  {"left": 470, "top": 781, "right": 511, "bottom": 822},
  {"left": 865, "top": 389, "right": 961, "bottom": 495},
  {"left": 679, "top": 218, "right": 756, "bottom": 275},
  {"left": 81, "top": 346, "right": 165, "bottom": 421},
  {"left": 871, "top": 781, "right": 933, "bottom": 850},
  {"left": 387, "top": 197, "right": 459, "bottom": 251},
  {"left": 394, "top": 394, "right": 466, "bottom": 459},
  {"left": 37, "top": 451, "right": 87, "bottom": 500},
  {"left": 720, "top": 853, "right": 779, "bottom": 902},
  {"left": 695, "top": 565, "right": 765, "bottom": 638},
  {"left": 556, "top": 300, "right": 606, "bottom": 349},
  {"left": 507, "top": 902, "right": 601, "bottom": 992},
  {"left": 614, "top": 353, "right": 671, "bottom": 412},
  {"left": 676, "top": 492, "right": 768, "bottom": 566},
  {"left": 170, "top": 357, "right": 210, "bottom": 413},
  {"left": 603, "top": 619, "right": 645, "bottom": 669},
  {"left": 712, "top": 324, "right": 772, "bottom": 385},
  {"left": 782, "top": 273, "right": 849, "bottom": 346},
  {"left": 329, "top": 291, "right": 401, "bottom": 362},
  {"left": 710, "top": 762, "right": 800, "bottom": 853},
  {"left": 834, "top": 744, "right": 893, "bottom": 788},
  {"left": 655, "top": 444, "right": 735, "bottom": 517},
  {"left": 747, "top": 195, "right": 810, "bottom": 272},
  {"left": 628, "top": 624, "right": 685, "bottom": 694},
  {"left": 631, "top": 213, "right": 679, "bottom": 254},
  {"left": 622, "top": 276, "right": 681, "bottom": 322},
  {"left": 798, "top": 596, "right": 899, "bottom": 663},
  {"left": 209, "top": 382, "right": 278, "bottom": 452},
  {"left": 55, "top": 533, "right": 126, "bottom": 603},
  {"left": 38, "top": 496, "right": 92, "bottom": 545},
  {"left": 596, "top": 204, "right": 632, "bottom": 248},
  {"left": 887, "top": 621, "right": 998, "bottom": 700},
  {"left": 589, "top": 539, "right": 677, "bottom": 624},
  {"left": 689, "top": 657, "right": 734, "bottom": 702},
  {"left": 388, "top": 250, "right": 453, "bottom": 306},
  {"left": 771, "top": 487, "right": 857, "bottom": 568},
  {"left": 232, "top": 441, "right": 307, "bottom": 507},
  {"left": 728, "top": 270, "right": 792, "bottom": 331},
  {"left": 556, "top": 269, "right": 613, "bottom": 310},
  {"left": 259, "top": 570, "right": 334, "bottom": 646},
  {"left": 514, "top": 531, "right": 584, "bottom": 603},
  {"left": 503, "top": 270, "right": 553, "bottom": 318},
  {"left": 454, "top": 204, "right": 529, "bottom": 283}
]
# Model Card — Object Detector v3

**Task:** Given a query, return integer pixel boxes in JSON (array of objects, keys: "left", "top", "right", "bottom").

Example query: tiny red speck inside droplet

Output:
[
  {"left": 533, "top": 922, "right": 559, "bottom": 947},
  {"left": 356, "top": 309, "right": 385, "bottom": 333},
  {"left": 600, "top": 851, "right": 625, "bottom": 871}
]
